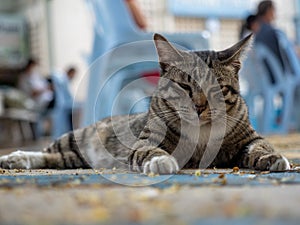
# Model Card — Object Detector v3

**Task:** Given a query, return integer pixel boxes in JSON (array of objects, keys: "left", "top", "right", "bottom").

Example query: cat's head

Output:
[{"left": 153, "top": 33, "right": 252, "bottom": 123}]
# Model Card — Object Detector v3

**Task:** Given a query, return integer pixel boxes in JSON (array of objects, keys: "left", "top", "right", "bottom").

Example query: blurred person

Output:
[
  {"left": 239, "top": 14, "right": 260, "bottom": 39},
  {"left": 254, "top": 0, "right": 299, "bottom": 128},
  {"left": 255, "top": 0, "right": 287, "bottom": 71},
  {"left": 125, "top": 0, "right": 147, "bottom": 30},
  {"left": 18, "top": 58, "right": 54, "bottom": 112},
  {"left": 18, "top": 58, "right": 54, "bottom": 138},
  {"left": 51, "top": 66, "right": 77, "bottom": 138},
  {"left": 62, "top": 67, "right": 77, "bottom": 131}
]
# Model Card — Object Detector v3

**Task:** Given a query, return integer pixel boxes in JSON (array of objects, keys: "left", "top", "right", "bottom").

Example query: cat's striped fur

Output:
[{"left": 0, "top": 34, "right": 290, "bottom": 174}]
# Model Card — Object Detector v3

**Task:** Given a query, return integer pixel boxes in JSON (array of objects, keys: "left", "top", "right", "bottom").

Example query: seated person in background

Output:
[
  {"left": 255, "top": 0, "right": 288, "bottom": 72},
  {"left": 18, "top": 58, "right": 54, "bottom": 113}
]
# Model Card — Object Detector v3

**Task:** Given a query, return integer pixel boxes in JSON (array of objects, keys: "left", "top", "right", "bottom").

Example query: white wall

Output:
[
  {"left": 48, "top": 0, "right": 93, "bottom": 101},
  {"left": 21, "top": 0, "right": 50, "bottom": 75}
]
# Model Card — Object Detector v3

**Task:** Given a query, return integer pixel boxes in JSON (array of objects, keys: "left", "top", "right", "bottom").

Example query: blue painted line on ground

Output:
[{"left": 1, "top": 172, "right": 300, "bottom": 188}]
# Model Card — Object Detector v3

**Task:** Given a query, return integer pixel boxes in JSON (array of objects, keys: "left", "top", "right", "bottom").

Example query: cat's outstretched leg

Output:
[
  {"left": 0, "top": 150, "right": 91, "bottom": 169},
  {"left": 240, "top": 139, "right": 290, "bottom": 171},
  {"left": 0, "top": 150, "right": 46, "bottom": 169},
  {"left": 128, "top": 146, "right": 179, "bottom": 175}
]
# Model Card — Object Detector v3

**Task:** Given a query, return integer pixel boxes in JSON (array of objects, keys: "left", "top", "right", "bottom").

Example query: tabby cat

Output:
[{"left": 0, "top": 34, "right": 290, "bottom": 174}]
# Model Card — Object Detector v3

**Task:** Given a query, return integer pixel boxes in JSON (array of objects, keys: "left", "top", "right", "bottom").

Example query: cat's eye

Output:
[
  {"left": 178, "top": 83, "right": 192, "bottom": 97},
  {"left": 222, "top": 85, "right": 238, "bottom": 95},
  {"left": 178, "top": 83, "right": 191, "bottom": 91}
]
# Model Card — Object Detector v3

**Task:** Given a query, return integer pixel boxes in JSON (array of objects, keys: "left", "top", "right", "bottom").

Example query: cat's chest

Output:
[
  {"left": 196, "top": 123, "right": 225, "bottom": 149},
  {"left": 197, "top": 124, "right": 212, "bottom": 145}
]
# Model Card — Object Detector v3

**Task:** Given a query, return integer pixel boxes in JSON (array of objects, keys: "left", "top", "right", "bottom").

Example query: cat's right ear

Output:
[{"left": 154, "top": 33, "right": 183, "bottom": 71}]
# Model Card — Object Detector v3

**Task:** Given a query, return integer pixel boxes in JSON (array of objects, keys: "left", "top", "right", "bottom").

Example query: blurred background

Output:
[{"left": 1, "top": 0, "right": 300, "bottom": 148}]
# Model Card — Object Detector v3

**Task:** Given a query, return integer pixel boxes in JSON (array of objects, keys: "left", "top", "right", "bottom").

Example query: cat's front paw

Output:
[
  {"left": 0, "top": 150, "right": 44, "bottom": 169},
  {"left": 143, "top": 155, "right": 179, "bottom": 175},
  {"left": 256, "top": 154, "right": 290, "bottom": 171}
]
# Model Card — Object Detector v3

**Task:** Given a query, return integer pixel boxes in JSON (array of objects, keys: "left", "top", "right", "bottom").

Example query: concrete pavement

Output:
[{"left": 0, "top": 134, "right": 300, "bottom": 225}]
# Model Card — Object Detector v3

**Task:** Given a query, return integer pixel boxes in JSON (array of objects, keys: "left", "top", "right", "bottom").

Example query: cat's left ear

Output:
[
  {"left": 217, "top": 34, "right": 253, "bottom": 73},
  {"left": 154, "top": 33, "right": 183, "bottom": 71}
]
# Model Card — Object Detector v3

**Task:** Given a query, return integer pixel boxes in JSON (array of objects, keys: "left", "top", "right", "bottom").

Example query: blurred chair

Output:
[
  {"left": 276, "top": 30, "right": 300, "bottom": 131},
  {"left": 83, "top": 0, "right": 209, "bottom": 126},
  {"left": 0, "top": 87, "right": 38, "bottom": 144},
  {"left": 240, "top": 44, "right": 293, "bottom": 134}
]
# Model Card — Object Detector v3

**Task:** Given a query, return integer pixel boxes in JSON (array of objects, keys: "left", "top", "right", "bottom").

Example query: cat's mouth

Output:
[{"left": 195, "top": 104, "right": 206, "bottom": 116}]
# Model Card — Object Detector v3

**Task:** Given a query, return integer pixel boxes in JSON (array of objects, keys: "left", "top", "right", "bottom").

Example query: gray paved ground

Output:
[{"left": 0, "top": 134, "right": 300, "bottom": 225}]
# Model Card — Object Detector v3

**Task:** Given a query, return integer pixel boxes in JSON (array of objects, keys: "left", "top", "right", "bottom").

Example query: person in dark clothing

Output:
[
  {"left": 239, "top": 14, "right": 260, "bottom": 39},
  {"left": 255, "top": 0, "right": 286, "bottom": 72}
]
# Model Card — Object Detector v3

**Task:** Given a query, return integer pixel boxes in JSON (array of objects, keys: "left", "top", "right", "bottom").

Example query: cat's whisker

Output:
[{"left": 221, "top": 115, "right": 254, "bottom": 138}]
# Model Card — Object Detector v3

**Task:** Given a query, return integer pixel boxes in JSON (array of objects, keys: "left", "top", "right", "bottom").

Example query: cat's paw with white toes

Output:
[
  {"left": 256, "top": 154, "right": 290, "bottom": 171},
  {"left": 269, "top": 156, "right": 290, "bottom": 171},
  {"left": 143, "top": 155, "right": 179, "bottom": 175},
  {"left": 0, "top": 150, "right": 44, "bottom": 169}
]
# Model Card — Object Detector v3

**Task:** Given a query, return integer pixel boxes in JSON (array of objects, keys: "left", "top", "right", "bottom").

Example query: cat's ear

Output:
[
  {"left": 154, "top": 33, "right": 183, "bottom": 70},
  {"left": 217, "top": 34, "right": 253, "bottom": 73}
]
